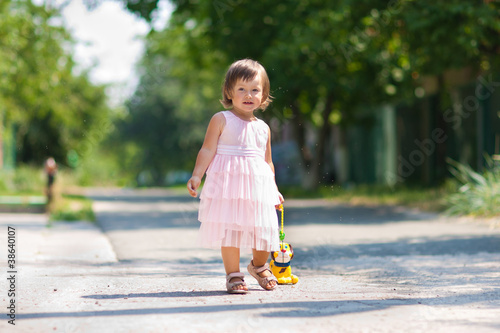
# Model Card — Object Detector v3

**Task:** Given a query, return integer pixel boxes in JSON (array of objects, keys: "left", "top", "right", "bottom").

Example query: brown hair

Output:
[{"left": 220, "top": 59, "right": 273, "bottom": 111}]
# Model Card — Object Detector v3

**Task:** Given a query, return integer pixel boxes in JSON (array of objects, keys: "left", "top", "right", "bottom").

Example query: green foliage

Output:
[
  {"left": 49, "top": 194, "right": 95, "bottom": 222},
  {"left": 0, "top": 167, "right": 44, "bottom": 194},
  {"left": 114, "top": 0, "right": 500, "bottom": 188},
  {"left": 0, "top": 159, "right": 126, "bottom": 196},
  {"left": 398, "top": 1, "right": 500, "bottom": 74},
  {"left": 11, "top": 166, "right": 44, "bottom": 193},
  {"left": 0, "top": 0, "right": 111, "bottom": 166},
  {"left": 63, "top": 151, "right": 130, "bottom": 188},
  {"left": 113, "top": 25, "right": 226, "bottom": 185},
  {"left": 123, "top": 0, "right": 159, "bottom": 22},
  {"left": 446, "top": 158, "right": 500, "bottom": 217}
]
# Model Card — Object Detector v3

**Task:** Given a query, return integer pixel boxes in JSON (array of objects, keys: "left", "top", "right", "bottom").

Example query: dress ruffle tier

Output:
[{"left": 198, "top": 111, "right": 281, "bottom": 252}]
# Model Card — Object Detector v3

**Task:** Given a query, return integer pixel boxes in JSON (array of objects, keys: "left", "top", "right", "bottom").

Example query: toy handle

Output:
[{"left": 279, "top": 204, "right": 285, "bottom": 241}]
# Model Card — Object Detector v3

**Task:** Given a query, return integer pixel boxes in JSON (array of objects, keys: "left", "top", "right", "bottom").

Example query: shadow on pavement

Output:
[
  {"left": 88, "top": 195, "right": 195, "bottom": 204},
  {"left": 292, "top": 235, "right": 500, "bottom": 264},
  {"left": 91, "top": 192, "right": 438, "bottom": 232},
  {"left": 283, "top": 204, "right": 436, "bottom": 225},
  {"left": 82, "top": 290, "right": 228, "bottom": 299},
  {"left": 17, "top": 299, "right": 418, "bottom": 319},
  {"left": 96, "top": 210, "right": 200, "bottom": 231},
  {"left": 35, "top": 235, "right": 499, "bottom": 280},
  {"left": 17, "top": 290, "right": 499, "bottom": 320}
]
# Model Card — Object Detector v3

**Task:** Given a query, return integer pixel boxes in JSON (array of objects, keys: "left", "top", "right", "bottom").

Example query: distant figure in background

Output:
[{"left": 44, "top": 157, "right": 58, "bottom": 204}]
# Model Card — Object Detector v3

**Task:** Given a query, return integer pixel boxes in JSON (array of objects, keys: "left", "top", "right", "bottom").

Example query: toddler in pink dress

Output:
[{"left": 187, "top": 59, "right": 284, "bottom": 294}]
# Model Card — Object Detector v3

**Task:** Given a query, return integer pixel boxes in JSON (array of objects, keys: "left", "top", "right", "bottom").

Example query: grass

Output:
[
  {"left": 445, "top": 157, "right": 500, "bottom": 217},
  {"left": 0, "top": 166, "right": 45, "bottom": 195},
  {"left": 0, "top": 166, "right": 97, "bottom": 222},
  {"left": 48, "top": 194, "right": 95, "bottom": 223}
]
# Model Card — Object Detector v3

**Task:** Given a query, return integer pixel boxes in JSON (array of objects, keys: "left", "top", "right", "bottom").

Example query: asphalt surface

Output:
[{"left": 1, "top": 188, "right": 499, "bottom": 332}]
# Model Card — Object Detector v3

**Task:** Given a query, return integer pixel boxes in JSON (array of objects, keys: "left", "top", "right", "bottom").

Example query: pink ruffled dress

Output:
[{"left": 198, "top": 111, "right": 281, "bottom": 252}]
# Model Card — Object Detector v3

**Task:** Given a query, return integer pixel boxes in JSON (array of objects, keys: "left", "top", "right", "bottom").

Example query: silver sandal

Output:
[
  {"left": 226, "top": 272, "right": 248, "bottom": 294},
  {"left": 247, "top": 261, "right": 278, "bottom": 291}
]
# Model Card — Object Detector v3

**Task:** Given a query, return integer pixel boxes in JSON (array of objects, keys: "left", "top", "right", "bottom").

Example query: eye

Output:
[{"left": 253, "top": 89, "right": 260, "bottom": 92}]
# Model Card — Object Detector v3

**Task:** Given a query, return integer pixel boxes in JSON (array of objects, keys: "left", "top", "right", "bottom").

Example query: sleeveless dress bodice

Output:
[{"left": 198, "top": 111, "right": 280, "bottom": 251}]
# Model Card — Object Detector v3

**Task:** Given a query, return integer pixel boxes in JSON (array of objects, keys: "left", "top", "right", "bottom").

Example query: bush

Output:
[
  {"left": 71, "top": 151, "right": 133, "bottom": 187},
  {"left": 49, "top": 194, "right": 95, "bottom": 223},
  {"left": 446, "top": 157, "right": 500, "bottom": 217},
  {"left": 0, "top": 167, "right": 45, "bottom": 194}
]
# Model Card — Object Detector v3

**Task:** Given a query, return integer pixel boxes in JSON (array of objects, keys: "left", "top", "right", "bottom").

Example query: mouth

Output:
[{"left": 243, "top": 102, "right": 253, "bottom": 105}]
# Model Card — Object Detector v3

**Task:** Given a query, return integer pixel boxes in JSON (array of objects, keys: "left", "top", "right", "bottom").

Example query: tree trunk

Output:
[
  {"left": 303, "top": 93, "right": 335, "bottom": 189},
  {"left": 436, "top": 74, "right": 449, "bottom": 181},
  {"left": 291, "top": 93, "right": 335, "bottom": 190},
  {"left": 290, "top": 103, "right": 312, "bottom": 169}
]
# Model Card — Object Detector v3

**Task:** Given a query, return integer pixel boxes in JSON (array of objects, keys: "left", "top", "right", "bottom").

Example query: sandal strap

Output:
[
  {"left": 226, "top": 272, "right": 248, "bottom": 294},
  {"left": 254, "top": 263, "right": 271, "bottom": 274},
  {"left": 247, "top": 262, "right": 277, "bottom": 290},
  {"left": 226, "top": 272, "right": 245, "bottom": 282},
  {"left": 263, "top": 276, "right": 278, "bottom": 285}
]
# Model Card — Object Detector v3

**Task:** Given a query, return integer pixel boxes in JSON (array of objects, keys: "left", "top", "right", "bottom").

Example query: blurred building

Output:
[{"left": 273, "top": 70, "right": 500, "bottom": 187}]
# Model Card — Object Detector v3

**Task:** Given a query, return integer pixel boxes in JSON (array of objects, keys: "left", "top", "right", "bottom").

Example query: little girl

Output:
[{"left": 187, "top": 59, "right": 284, "bottom": 294}]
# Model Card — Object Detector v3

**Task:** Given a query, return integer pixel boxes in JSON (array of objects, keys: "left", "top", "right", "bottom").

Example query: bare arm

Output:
[
  {"left": 187, "top": 113, "right": 225, "bottom": 197},
  {"left": 265, "top": 126, "right": 284, "bottom": 208}
]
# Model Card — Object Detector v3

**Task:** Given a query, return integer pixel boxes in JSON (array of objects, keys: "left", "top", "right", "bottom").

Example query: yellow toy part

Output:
[{"left": 270, "top": 242, "right": 299, "bottom": 284}]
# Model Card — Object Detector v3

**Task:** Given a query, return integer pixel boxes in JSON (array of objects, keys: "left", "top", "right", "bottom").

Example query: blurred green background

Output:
[{"left": 1, "top": 0, "right": 499, "bottom": 217}]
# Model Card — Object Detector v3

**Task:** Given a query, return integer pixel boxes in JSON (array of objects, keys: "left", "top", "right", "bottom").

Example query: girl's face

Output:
[{"left": 230, "top": 74, "right": 263, "bottom": 114}]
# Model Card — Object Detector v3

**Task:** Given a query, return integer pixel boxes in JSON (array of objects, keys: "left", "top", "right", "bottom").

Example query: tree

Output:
[
  {"left": 119, "top": 0, "right": 407, "bottom": 187},
  {"left": 393, "top": 1, "right": 500, "bottom": 175},
  {"left": 0, "top": 0, "right": 111, "bottom": 167},
  {"left": 114, "top": 25, "right": 226, "bottom": 185},
  {"left": 116, "top": 0, "right": 500, "bottom": 187}
]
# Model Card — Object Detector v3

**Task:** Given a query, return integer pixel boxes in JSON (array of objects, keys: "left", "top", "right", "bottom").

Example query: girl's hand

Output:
[
  {"left": 275, "top": 192, "right": 284, "bottom": 210},
  {"left": 187, "top": 176, "right": 201, "bottom": 198}
]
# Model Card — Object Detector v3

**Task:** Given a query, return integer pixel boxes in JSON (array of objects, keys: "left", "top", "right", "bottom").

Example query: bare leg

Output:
[
  {"left": 251, "top": 249, "right": 277, "bottom": 289},
  {"left": 221, "top": 247, "right": 247, "bottom": 291}
]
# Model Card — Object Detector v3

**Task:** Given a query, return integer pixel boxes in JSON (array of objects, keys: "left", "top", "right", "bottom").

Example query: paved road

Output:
[{"left": 1, "top": 188, "right": 499, "bottom": 332}]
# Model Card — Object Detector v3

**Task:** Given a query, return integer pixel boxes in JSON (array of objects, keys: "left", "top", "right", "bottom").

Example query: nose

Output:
[{"left": 281, "top": 249, "right": 286, "bottom": 253}]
